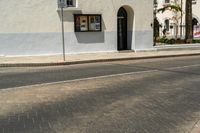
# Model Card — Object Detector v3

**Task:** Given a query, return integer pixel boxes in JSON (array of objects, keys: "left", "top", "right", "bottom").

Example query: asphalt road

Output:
[
  {"left": 1, "top": 55, "right": 200, "bottom": 90},
  {"left": 0, "top": 56, "right": 200, "bottom": 133}
]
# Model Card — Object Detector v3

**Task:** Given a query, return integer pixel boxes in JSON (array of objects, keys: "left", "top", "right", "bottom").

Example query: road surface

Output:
[{"left": 0, "top": 56, "right": 200, "bottom": 133}]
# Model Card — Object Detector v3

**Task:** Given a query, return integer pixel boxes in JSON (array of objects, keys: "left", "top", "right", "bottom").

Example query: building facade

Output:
[
  {"left": 156, "top": 0, "right": 200, "bottom": 39},
  {"left": 0, "top": 0, "right": 154, "bottom": 56}
]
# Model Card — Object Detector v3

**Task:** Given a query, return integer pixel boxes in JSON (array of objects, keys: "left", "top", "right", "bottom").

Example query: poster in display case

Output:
[
  {"left": 74, "top": 14, "right": 101, "bottom": 32},
  {"left": 89, "top": 16, "right": 101, "bottom": 31},
  {"left": 80, "top": 16, "right": 88, "bottom": 31}
]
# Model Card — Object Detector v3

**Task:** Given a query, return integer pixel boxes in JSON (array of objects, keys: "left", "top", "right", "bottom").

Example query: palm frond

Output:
[{"left": 157, "top": 4, "right": 182, "bottom": 13}]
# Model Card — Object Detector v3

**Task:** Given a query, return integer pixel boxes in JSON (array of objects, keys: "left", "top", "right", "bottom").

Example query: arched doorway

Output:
[
  {"left": 154, "top": 18, "right": 160, "bottom": 38},
  {"left": 117, "top": 7, "right": 127, "bottom": 51},
  {"left": 164, "top": 19, "right": 170, "bottom": 31},
  {"left": 192, "top": 18, "right": 198, "bottom": 33}
]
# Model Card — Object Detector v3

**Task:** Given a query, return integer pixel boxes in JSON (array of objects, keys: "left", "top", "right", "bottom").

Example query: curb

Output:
[{"left": 1, "top": 53, "right": 200, "bottom": 67}]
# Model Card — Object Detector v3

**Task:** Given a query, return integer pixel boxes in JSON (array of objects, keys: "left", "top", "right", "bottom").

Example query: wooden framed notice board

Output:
[{"left": 74, "top": 14, "right": 102, "bottom": 32}]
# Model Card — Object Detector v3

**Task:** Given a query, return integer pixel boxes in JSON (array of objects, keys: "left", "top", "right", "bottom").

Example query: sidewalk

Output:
[{"left": 1, "top": 44, "right": 200, "bottom": 67}]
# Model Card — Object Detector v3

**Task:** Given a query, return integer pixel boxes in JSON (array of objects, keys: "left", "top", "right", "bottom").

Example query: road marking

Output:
[
  {"left": 1, "top": 63, "right": 200, "bottom": 91},
  {"left": 0, "top": 69, "right": 158, "bottom": 91},
  {"left": 167, "top": 64, "right": 200, "bottom": 70}
]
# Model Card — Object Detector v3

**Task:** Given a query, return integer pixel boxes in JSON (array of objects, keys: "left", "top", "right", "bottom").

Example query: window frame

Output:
[
  {"left": 66, "top": 0, "right": 74, "bottom": 7},
  {"left": 165, "top": 0, "right": 170, "bottom": 4},
  {"left": 192, "top": 0, "right": 197, "bottom": 4},
  {"left": 58, "top": 0, "right": 76, "bottom": 8}
]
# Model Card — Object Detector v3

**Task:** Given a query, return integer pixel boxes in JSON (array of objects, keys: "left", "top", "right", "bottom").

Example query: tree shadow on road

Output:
[{"left": 0, "top": 69, "right": 200, "bottom": 133}]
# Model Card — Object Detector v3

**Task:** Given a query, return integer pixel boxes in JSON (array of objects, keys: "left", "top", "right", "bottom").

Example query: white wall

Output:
[
  {"left": 157, "top": 0, "right": 200, "bottom": 38},
  {"left": 0, "top": 0, "right": 154, "bottom": 56}
]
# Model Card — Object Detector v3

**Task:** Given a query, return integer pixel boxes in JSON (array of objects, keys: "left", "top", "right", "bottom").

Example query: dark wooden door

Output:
[{"left": 117, "top": 7, "right": 127, "bottom": 50}]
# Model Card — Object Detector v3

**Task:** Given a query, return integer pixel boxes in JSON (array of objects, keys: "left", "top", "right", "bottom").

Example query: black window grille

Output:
[{"left": 67, "top": 0, "right": 73, "bottom": 6}]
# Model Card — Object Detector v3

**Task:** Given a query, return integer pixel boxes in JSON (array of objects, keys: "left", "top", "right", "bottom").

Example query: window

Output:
[
  {"left": 58, "top": 0, "right": 76, "bottom": 8},
  {"left": 164, "top": 19, "right": 170, "bottom": 31},
  {"left": 192, "top": 0, "right": 197, "bottom": 4},
  {"left": 67, "top": 0, "right": 73, "bottom": 7},
  {"left": 165, "top": 0, "right": 170, "bottom": 4},
  {"left": 74, "top": 14, "right": 102, "bottom": 32}
]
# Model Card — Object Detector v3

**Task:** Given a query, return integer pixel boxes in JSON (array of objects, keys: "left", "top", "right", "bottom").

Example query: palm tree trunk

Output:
[{"left": 185, "top": 0, "right": 193, "bottom": 43}]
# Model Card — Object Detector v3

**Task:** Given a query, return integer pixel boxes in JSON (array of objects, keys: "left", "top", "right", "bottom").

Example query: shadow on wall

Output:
[
  {"left": 57, "top": 10, "right": 82, "bottom": 22},
  {"left": 75, "top": 18, "right": 106, "bottom": 44},
  {"left": 75, "top": 32, "right": 104, "bottom": 44}
]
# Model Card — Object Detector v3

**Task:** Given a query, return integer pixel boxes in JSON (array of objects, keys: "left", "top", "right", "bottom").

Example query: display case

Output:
[{"left": 74, "top": 14, "right": 102, "bottom": 32}]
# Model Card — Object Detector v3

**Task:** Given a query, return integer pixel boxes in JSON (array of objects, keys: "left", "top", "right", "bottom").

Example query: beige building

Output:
[
  {"left": 156, "top": 0, "right": 200, "bottom": 39},
  {"left": 0, "top": 0, "right": 154, "bottom": 56}
]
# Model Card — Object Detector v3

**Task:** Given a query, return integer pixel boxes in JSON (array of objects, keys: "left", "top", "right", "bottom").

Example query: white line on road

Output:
[
  {"left": 0, "top": 70, "right": 158, "bottom": 91},
  {"left": 1, "top": 63, "right": 200, "bottom": 91},
  {"left": 167, "top": 64, "right": 200, "bottom": 70}
]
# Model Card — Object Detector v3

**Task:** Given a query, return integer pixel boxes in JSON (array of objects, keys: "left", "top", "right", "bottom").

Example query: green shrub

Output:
[
  {"left": 168, "top": 39, "right": 176, "bottom": 44},
  {"left": 164, "top": 38, "right": 169, "bottom": 43},
  {"left": 159, "top": 37, "right": 176, "bottom": 44},
  {"left": 193, "top": 39, "right": 200, "bottom": 43},
  {"left": 162, "top": 38, "right": 168, "bottom": 43},
  {"left": 159, "top": 37, "right": 167, "bottom": 43}
]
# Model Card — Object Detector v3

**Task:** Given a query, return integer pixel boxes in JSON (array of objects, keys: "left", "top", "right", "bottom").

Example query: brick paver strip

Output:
[{"left": 0, "top": 70, "right": 200, "bottom": 132}]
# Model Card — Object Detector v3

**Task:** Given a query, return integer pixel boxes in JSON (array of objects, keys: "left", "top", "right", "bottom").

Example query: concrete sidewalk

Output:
[{"left": 1, "top": 44, "right": 200, "bottom": 67}]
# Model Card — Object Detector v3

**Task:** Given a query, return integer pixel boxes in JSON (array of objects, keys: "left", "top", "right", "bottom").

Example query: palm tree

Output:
[
  {"left": 153, "top": 0, "right": 159, "bottom": 46},
  {"left": 185, "top": 0, "right": 193, "bottom": 43}
]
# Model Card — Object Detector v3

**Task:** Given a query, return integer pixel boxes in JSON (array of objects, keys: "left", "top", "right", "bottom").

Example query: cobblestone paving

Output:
[{"left": 0, "top": 67, "right": 200, "bottom": 133}]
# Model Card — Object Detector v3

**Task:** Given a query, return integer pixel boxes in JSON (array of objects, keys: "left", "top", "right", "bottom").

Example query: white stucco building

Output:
[
  {"left": 0, "top": 0, "right": 154, "bottom": 56},
  {"left": 156, "top": 0, "right": 200, "bottom": 39}
]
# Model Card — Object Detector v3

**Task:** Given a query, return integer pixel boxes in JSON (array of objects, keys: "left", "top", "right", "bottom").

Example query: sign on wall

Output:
[
  {"left": 58, "top": 0, "right": 66, "bottom": 8},
  {"left": 194, "top": 25, "right": 200, "bottom": 38}
]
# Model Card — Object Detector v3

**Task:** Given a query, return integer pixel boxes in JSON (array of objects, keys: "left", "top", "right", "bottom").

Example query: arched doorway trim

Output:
[
  {"left": 117, "top": 5, "right": 134, "bottom": 51},
  {"left": 192, "top": 14, "right": 200, "bottom": 24}
]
